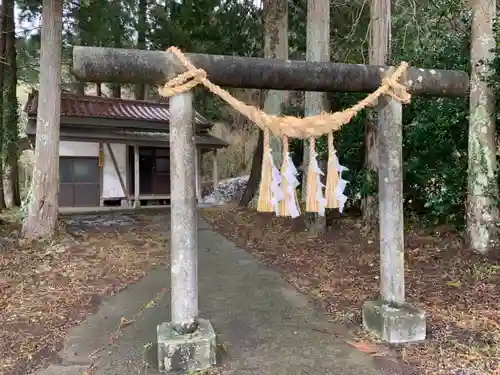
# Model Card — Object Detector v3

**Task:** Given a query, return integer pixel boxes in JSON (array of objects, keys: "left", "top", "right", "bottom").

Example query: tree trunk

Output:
[
  {"left": 111, "top": 0, "right": 122, "bottom": 98},
  {"left": 75, "top": 81, "right": 85, "bottom": 95},
  {"left": 22, "top": 0, "right": 62, "bottom": 240},
  {"left": 74, "top": 1, "right": 86, "bottom": 95},
  {"left": 302, "top": 0, "right": 330, "bottom": 232},
  {"left": 0, "top": 5, "right": 7, "bottom": 210},
  {"left": 96, "top": 83, "right": 102, "bottom": 96},
  {"left": 134, "top": 0, "right": 147, "bottom": 100},
  {"left": 239, "top": 129, "right": 264, "bottom": 206},
  {"left": 239, "top": 90, "right": 265, "bottom": 206},
  {"left": 467, "top": 0, "right": 498, "bottom": 254},
  {"left": 3, "top": 0, "right": 20, "bottom": 208},
  {"left": 363, "top": 0, "right": 390, "bottom": 227},
  {"left": 262, "top": 0, "right": 288, "bottom": 166}
]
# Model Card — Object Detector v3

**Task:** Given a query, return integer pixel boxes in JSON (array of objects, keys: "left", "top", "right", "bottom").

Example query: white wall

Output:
[
  {"left": 59, "top": 141, "right": 128, "bottom": 200},
  {"left": 102, "top": 143, "right": 127, "bottom": 199},
  {"left": 59, "top": 141, "right": 99, "bottom": 157}
]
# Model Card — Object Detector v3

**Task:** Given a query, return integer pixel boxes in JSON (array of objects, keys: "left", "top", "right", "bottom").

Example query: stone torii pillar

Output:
[
  {"left": 156, "top": 90, "right": 216, "bottom": 373},
  {"left": 360, "top": 92, "right": 426, "bottom": 343}
]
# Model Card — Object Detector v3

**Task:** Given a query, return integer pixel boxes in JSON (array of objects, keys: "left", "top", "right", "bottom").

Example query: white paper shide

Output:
[
  {"left": 331, "top": 150, "right": 349, "bottom": 213},
  {"left": 268, "top": 151, "right": 284, "bottom": 214},
  {"left": 280, "top": 152, "right": 301, "bottom": 218}
]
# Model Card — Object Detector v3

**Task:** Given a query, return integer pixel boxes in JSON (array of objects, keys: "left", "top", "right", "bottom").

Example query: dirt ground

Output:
[
  {"left": 201, "top": 206, "right": 500, "bottom": 375},
  {"left": 0, "top": 211, "right": 169, "bottom": 375}
]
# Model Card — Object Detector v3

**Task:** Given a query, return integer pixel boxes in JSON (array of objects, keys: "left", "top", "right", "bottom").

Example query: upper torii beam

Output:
[{"left": 72, "top": 46, "right": 469, "bottom": 97}]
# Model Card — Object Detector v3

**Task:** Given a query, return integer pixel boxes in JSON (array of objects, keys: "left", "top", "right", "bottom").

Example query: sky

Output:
[{"left": 15, "top": 6, "right": 40, "bottom": 35}]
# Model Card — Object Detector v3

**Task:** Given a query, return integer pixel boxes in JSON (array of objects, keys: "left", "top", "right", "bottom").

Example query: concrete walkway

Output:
[{"left": 36, "top": 217, "right": 386, "bottom": 375}]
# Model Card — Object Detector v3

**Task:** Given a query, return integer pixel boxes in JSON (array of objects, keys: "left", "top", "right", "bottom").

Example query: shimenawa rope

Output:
[
  {"left": 159, "top": 46, "right": 411, "bottom": 216},
  {"left": 159, "top": 46, "right": 411, "bottom": 139}
]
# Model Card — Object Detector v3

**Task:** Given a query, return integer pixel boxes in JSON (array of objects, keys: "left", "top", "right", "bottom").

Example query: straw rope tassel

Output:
[
  {"left": 325, "top": 132, "right": 339, "bottom": 209},
  {"left": 305, "top": 137, "right": 323, "bottom": 213},
  {"left": 277, "top": 136, "right": 300, "bottom": 217},
  {"left": 257, "top": 127, "right": 275, "bottom": 212}
]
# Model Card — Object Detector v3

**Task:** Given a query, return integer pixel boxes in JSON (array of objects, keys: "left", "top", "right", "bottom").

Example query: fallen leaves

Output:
[
  {"left": 346, "top": 339, "right": 378, "bottom": 354},
  {"left": 446, "top": 281, "right": 461, "bottom": 288},
  {"left": 118, "top": 317, "right": 135, "bottom": 329},
  {"left": 0, "top": 212, "right": 169, "bottom": 375},
  {"left": 201, "top": 206, "right": 500, "bottom": 375}
]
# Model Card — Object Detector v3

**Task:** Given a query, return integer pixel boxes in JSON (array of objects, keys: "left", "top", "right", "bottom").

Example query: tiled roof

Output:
[{"left": 24, "top": 91, "right": 212, "bottom": 126}]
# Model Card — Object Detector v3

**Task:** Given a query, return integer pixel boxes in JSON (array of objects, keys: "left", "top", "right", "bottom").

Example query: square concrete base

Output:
[
  {"left": 362, "top": 300, "right": 426, "bottom": 343},
  {"left": 157, "top": 318, "right": 216, "bottom": 373}
]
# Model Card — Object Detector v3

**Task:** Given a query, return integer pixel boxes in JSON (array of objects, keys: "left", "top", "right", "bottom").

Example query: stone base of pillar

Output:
[
  {"left": 157, "top": 318, "right": 216, "bottom": 373},
  {"left": 361, "top": 300, "right": 426, "bottom": 343}
]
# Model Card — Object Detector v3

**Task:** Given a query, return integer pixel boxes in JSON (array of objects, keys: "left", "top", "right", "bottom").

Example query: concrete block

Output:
[
  {"left": 361, "top": 300, "right": 426, "bottom": 343},
  {"left": 157, "top": 318, "right": 216, "bottom": 373}
]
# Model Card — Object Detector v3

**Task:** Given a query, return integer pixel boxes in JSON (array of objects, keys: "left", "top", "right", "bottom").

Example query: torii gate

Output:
[{"left": 72, "top": 46, "right": 469, "bottom": 373}]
